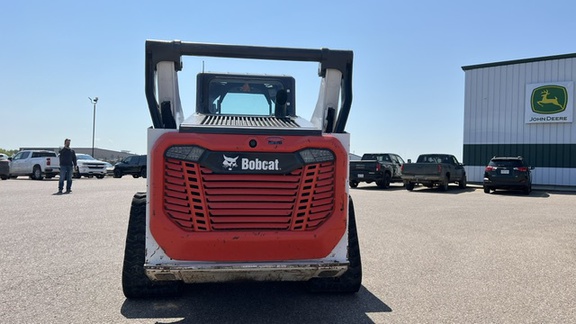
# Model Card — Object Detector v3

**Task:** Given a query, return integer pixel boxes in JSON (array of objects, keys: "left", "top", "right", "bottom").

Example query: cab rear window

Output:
[
  {"left": 489, "top": 160, "right": 523, "bottom": 167},
  {"left": 32, "top": 152, "right": 57, "bottom": 158}
]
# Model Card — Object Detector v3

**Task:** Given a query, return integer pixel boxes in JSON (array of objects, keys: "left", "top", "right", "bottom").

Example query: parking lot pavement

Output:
[
  {"left": 352, "top": 183, "right": 576, "bottom": 323},
  {"left": 0, "top": 179, "right": 575, "bottom": 323}
]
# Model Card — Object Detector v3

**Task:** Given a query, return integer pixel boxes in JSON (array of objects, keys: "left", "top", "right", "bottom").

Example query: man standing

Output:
[{"left": 58, "top": 138, "right": 77, "bottom": 194}]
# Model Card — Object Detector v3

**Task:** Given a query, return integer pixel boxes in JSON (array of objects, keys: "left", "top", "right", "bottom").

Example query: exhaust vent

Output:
[{"left": 201, "top": 115, "right": 299, "bottom": 128}]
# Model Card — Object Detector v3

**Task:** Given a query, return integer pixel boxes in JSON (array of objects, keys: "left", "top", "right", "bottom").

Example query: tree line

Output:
[{"left": 0, "top": 149, "right": 19, "bottom": 157}]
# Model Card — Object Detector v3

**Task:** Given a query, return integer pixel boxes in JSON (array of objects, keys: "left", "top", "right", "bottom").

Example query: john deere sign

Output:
[{"left": 525, "top": 82, "right": 573, "bottom": 123}]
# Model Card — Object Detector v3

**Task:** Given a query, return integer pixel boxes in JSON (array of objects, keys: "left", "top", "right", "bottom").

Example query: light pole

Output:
[{"left": 88, "top": 97, "right": 98, "bottom": 157}]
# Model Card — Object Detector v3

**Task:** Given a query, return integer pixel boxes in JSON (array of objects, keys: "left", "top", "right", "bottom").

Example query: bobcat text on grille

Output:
[{"left": 241, "top": 158, "right": 280, "bottom": 171}]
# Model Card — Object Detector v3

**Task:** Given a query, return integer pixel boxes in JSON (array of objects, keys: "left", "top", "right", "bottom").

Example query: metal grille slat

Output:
[
  {"left": 201, "top": 115, "right": 299, "bottom": 128},
  {"left": 162, "top": 158, "right": 335, "bottom": 232}
]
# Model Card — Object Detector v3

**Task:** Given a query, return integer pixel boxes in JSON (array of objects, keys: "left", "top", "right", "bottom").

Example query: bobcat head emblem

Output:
[{"left": 222, "top": 155, "right": 239, "bottom": 170}]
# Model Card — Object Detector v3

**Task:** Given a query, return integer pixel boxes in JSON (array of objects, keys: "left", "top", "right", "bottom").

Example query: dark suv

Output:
[
  {"left": 483, "top": 156, "right": 533, "bottom": 195},
  {"left": 113, "top": 155, "right": 147, "bottom": 178}
]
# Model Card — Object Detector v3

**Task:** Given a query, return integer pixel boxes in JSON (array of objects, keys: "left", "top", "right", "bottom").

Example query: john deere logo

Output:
[{"left": 531, "top": 85, "right": 567, "bottom": 114}]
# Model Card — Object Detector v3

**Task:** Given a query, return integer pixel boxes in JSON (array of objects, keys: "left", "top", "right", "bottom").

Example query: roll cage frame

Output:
[{"left": 144, "top": 39, "right": 353, "bottom": 133}]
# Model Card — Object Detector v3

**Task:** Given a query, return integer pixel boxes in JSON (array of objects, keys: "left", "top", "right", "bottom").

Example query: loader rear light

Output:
[
  {"left": 298, "top": 149, "right": 334, "bottom": 163},
  {"left": 165, "top": 145, "right": 205, "bottom": 162}
]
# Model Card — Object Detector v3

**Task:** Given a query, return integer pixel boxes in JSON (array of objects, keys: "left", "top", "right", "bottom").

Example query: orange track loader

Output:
[{"left": 122, "top": 40, "right": 361, "bottom": 298}]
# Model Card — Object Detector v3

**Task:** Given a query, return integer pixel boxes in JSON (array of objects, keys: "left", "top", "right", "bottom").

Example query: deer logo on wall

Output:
[
  {"left": 537, "top": 89, "right": 563, "bottom": 109},
  {"left": 530, "top": 85, "right": 567, "bottom": 114}
]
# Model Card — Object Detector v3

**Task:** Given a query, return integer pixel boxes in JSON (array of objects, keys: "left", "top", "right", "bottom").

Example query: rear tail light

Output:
[
  {"left": 437, "top": 164, "right": 442, "bottom": 173},
  {"left": 485, "top": 166, "right": 494, "bottom": 172},
  {"left": 47, "top": 158, "right": 51, "bottom": 166},
  {"left": 376, "top": 163, "right": 381, "bottom": 172},
  {"left": 298, "top": 148, "right": 334, "bottom": 163},
  {"left": 401, "top": 164, "right": 404, "bottom": 172},
  {"left": 515, "top": 167, "right": 528, "bottom": 172},
  {"left": 165, "top": 145, "right": 205, "bottom": 162}
]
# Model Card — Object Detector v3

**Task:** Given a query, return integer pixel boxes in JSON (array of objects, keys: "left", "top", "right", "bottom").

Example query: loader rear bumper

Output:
[{"left": 145, "top": 261, "right": 348, "bottom": 283}]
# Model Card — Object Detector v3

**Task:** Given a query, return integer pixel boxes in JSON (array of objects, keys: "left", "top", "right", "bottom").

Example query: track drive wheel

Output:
[
  {"left": 307, "top": 197, "right": 362, "bottom": 293},
  {"left": 122, "top": 192, "right": 182, "bottom": 299}
]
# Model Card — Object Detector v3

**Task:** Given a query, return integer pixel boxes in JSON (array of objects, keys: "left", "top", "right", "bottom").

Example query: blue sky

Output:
[{"left": 2, "top": 1, "right": 576, "bottom": 161}]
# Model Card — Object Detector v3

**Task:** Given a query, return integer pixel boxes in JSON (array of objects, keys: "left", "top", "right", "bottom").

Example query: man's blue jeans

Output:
[{"left": 59, "top": 165, "right": 73, "bottom": 191}]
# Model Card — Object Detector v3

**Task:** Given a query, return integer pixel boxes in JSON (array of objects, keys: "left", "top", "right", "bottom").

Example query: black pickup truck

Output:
[
  {"left": 349, "top": 153, "right": 405, "bottom": 189},
  {"left": 400, "top": 153, "right": 467, "bottom": 191}
]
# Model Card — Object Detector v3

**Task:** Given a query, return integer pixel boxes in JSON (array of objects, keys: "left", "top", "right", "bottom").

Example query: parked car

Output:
[
  {"left": 73, "top": 154, "right": 107, "bottom": 179},
  {"left": 0, "top": 153, "right": 9, "bottom": 160},
  {"left": 8, "top": 150, "right": 60, "bottom": 180},
  {"left": 0, "top": 158, "right": 9, "bottom": 180},
  {"left": 103, "top": 162, "right": 114, "bottom": 176},
  {"left": 483, "top": 156, "right": 533, "bottom": 194},
  {"left": 401, "top": 154, "right": 467, "bottom": 191},
  {"left": 349, "top": 153, "right": 405, "bottom": 188},
  {"left": 113, "top": 155, "right": 147, "bottom": 178}
]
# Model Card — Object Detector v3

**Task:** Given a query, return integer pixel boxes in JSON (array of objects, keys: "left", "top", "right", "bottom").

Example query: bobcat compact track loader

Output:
[{"left": 122, "top": 40, "right": 361, "bottom": 298}]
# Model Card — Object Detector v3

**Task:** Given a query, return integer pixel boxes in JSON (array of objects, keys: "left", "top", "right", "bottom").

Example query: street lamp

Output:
[{"left": 88, "top": 97, "right": 98, "bottom": 157}]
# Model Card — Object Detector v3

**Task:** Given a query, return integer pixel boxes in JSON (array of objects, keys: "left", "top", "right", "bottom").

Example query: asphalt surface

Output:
[{"left": 1, "top": 178, "right": 575, "bottom": 323}]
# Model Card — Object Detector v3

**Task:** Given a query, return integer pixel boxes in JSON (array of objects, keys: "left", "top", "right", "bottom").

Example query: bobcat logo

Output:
[{"left": 222, "top": 155, "right": 239, "bottom": 170}]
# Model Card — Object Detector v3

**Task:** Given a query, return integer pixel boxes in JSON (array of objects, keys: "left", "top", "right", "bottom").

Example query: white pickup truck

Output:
[
  {"left": 9, "top": 150, "right": 60, "bottom": 180},
  {"left": 74, "top": 153, "right": 107, "bottom": 179}
]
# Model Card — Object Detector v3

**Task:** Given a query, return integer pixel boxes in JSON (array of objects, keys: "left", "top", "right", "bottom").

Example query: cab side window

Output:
[{"left": 14, "top": 152, "right": 30, "bottom": 160}]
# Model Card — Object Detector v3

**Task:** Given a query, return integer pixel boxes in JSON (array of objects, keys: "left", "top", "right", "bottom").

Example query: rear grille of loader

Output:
[
  {"left": 162, "top": 158, "right": 335, "bottom": 231},
  {"left": 201, "top": 115, "right": 300, "bottom": 128}
]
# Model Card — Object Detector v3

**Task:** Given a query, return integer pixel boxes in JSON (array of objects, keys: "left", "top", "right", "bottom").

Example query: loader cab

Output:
[{"left": 197, "top": 73, "right": 295, "bottom": 117}]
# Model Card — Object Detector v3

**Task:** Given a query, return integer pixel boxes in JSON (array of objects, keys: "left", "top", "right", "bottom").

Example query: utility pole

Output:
[{"left": 88, "top": 97, "right": 99, "bottom": 157}]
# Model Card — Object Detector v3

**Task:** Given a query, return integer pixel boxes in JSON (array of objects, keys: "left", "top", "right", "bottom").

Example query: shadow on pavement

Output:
[
  {"left": 350, "top": 184, "right": 405, "bottom": 191},
  {"left": 121, "top": 283, "right": 391, "bottom": 323}
]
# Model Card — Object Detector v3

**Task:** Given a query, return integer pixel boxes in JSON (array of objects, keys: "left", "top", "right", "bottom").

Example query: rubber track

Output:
[
  {"left": 122, "top": 192, "right": 182, "bottom": 298},
  {"left": 307, "top": 196, "right": 362, "bottom": 293}
]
